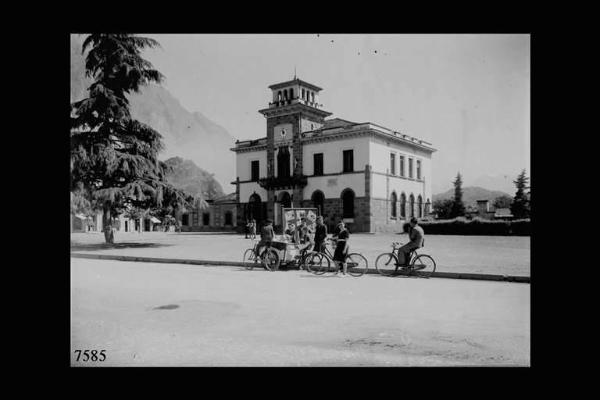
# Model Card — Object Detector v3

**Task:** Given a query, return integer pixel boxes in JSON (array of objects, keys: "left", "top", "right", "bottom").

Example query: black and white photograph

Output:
[{"left": 70, "top": 33, "right": 530, "bottom": 367}]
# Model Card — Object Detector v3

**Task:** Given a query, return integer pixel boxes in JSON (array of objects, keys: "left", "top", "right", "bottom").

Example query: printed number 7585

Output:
[{"left": 74, "top": 350, "right": 106, "bottom": 362}]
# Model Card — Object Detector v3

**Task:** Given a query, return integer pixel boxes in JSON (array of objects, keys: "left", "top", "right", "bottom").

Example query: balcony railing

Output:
[{"left": 258, "top": 175, "right": 308, "bottom": 190}]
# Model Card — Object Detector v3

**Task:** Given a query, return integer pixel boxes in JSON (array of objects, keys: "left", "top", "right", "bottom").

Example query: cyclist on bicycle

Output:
[
  {"left": 397, "top": 217, "right": 424, "bottom": 267},
  {"left": 255, "top": 219, "right": 274, "bottom": 259}
]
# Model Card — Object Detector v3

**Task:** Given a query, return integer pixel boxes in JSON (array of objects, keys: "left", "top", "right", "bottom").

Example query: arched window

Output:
[
  {"left": 311, "top": 92, "right": 315, "bottom": 103},
  {"left": 277, "top": 146, "right": 290, "bottom": 178},
  {"left": 284, "top": 89, "right": 288, "bottom": 100},
  {"left": 341, "top": 188, "right": 355, "bottom": 218},
  {"left": 302, "top": 88, "right": 305, "bottom": 100},
  {"left": 224, "top": 211, "right": 233, "bottom": 226},
  {"left": 289, "top": 88, "right": 294, "bottom": 99},
  {"left": 409, "top": 194, "right": 415, "bottom": 218},
  {"left": 400, "top": 193, "right": 406, "bottom": 218},
  {"left": 391, "top": 191, "right": 397, "bottom": 218},
  {"left": 278, "top": 191, "right": 291, "bottom": 208},
  {"left": 417, "top": 195, "right": 423, "bottom": 218},
  {"left": 249, "top": 193, "right": 262, "bottom": 223},
  {"left": 311, "top": 190, "right": 325, "bottom": 215}
]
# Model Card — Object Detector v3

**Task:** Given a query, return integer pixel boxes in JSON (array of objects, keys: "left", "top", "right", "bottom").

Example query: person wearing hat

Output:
[
  {"left": 397, "top": 217, "right": 424, "bottom": 267},
  {"left": 332, "top": 221, "right": 350, "bottom": 275},
  {"left": 256, "top": 219, "right": 274, "bottom": 259}
]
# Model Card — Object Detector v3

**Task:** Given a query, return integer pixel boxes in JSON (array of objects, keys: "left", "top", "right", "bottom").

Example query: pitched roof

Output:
[{"left": 212, "top": 192, "right": 237, "bottom": 203}]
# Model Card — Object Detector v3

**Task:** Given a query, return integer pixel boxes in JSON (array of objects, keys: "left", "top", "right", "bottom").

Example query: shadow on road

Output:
[{"left": 70, "top": 242, "right": 173, "bottom": 251}]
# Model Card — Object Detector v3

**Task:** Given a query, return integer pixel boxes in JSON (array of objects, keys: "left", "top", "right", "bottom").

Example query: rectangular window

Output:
[
  {"left": 416, "top": 160, "right": 421, "bottom": 180},
  {"left": 408, "top": 158, "right": 414, "bottom": 178},
  {"left": 203, "top": 213, "right": 210, "bottom": 226},
  {"left": 314, "top": 153, "right": 324, "bottom": 176},
  {"left": 390, "top": 153, "right": 396, "bottom": 175},
  {"left": 251, "top": 160, "right": 259, "bottom": 181},
  {"left": 343, "top": 150, "right": 354, "bottom": 173},
  {"left": 399, "top": 156, "right": 405, "bottom": 177}
]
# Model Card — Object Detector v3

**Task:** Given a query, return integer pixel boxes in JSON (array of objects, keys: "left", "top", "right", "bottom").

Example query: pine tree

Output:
[
  {"left": 71, "top": 34, "right": 188, "bottom": 243},
  {"left": 450, "top": 172, "right": 466, "bottom": 218},
  {"left": 510, "top": 169, "right": 530, "bottom": 219}
]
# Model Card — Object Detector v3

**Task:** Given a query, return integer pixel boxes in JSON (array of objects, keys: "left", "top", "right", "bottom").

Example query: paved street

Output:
[
  {"left": 71, "top": 257, "right": 530, "bottom": 366},
  {"left": 71, "top": 231, "right": 530, "bottom": 276}
]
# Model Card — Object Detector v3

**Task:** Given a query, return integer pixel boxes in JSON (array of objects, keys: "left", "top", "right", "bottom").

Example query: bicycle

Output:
[
  {"left": 242, "top": 240, "right": 280, "bottom": 271},
  {"left": 374, "top": 241, "right": 436, "bottom": 278},
  {"left": 305, "top": 238, "right": 368, "bottom": 277}
]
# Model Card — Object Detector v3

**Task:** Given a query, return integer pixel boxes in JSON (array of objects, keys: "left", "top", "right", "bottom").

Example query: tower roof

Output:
[{"left": 268, "top": 78, "right": 322, "bottom": 92}]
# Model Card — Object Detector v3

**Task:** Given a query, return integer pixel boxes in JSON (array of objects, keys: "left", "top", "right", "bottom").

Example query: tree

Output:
[
  {"left": 449, "top": 172, "right": 466, "bottom": 218},
  {"left": 71, "top": 34, "right": 188, "bottom": 243},
  {"left": 511, "top": 169, "right": 530, "bottom": 219},
  {"left": 432, "top": 198, "right": 454, "bottom": 219},
  {"left": 493, "top": 195, "right": 513, "bottom": 209}
]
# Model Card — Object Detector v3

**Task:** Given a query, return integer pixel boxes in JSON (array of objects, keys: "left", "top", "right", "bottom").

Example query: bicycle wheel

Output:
[
  {"left": 307, "top": 252, "right": 330, "bottom": 275},
  {"left": 375, "top": 253, "right": 400, "bottom": 276},
  {"left": 299, "top": 250, "right": 311, "bottom": 270},
  {"left": 346, "top": 253, "right": 368, "bottom": 277},
  {"left": 262, "top": 248, "right": 280, "bottom": 271},
  {"left": 243, "top": 249, "right": 258, "bottom": 270},
  {"left": 411, "top": 255, "right": 436, "bottom": 278}
]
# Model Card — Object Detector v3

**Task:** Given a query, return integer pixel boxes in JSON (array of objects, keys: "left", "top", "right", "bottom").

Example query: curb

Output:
[{"left": 70, "top": 253, "right": 530, "bottom": 283}]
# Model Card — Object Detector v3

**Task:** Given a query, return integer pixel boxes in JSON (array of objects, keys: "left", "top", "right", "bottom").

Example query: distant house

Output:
[
  {"left": 70, "top": 212, "right": 165, "bottom": 233},
  {"left": 178, "top": 192, "right": 238, "bottom": 231},
  {"left": 494, "top": 208, "right": 514, "bottom": 220}
]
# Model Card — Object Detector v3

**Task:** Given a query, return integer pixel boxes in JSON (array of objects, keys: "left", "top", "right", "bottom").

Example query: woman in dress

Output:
[{"left": 332, "top": 221, "right": 350, "bottom": 275}]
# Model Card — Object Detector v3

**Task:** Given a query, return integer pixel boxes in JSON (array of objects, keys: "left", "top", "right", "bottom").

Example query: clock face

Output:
[{"left": 280, "top": 129, "right": 287, "bottom": 138}]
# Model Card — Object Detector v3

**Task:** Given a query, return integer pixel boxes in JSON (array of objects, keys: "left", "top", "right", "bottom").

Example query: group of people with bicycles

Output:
[{"left": 251, "top": 214, "right": 425, "bottom": 277}]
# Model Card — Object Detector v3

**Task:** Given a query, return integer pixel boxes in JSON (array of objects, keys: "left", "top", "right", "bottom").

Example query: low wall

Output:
[{"left": 417, "top": 218, "right": 531, "bottom": 236}]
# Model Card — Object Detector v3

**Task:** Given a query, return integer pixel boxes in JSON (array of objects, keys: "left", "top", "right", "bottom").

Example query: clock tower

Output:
[{"left": 257, "top": 78, "right": 332, "bottom": 226}]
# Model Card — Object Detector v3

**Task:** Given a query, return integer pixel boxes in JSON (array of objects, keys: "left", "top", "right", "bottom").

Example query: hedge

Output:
[{"left": 406, "top": 217, "right": 530, "bottom": 236}]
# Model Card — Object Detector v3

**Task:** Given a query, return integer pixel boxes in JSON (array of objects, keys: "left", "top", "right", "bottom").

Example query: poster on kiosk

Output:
[{"left": 282, "top": 207, "right": 318, "bottom": 234}]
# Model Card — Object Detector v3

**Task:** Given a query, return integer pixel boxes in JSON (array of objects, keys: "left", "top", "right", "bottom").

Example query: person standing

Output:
[
  {"left": 332, "top": 221, "right": 350, "bottom": 276},
  {"left": 245, "top": 219, "right": 250, "bottom": 238},
  {"left": 256, "top": 219, "right": 274, "bottom": 258},
  {"left": 250, "top": 219, "right": 257, "bottom": 239},
  {"left": 313, "top": 216, "right": 328, "bottom": 253},
  {"left": 397, "top": 217, "right": 424, "bottom": 267}
]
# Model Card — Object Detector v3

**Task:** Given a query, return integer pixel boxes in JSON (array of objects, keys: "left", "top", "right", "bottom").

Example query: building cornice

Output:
[
  {"left": 269, "top": 79, "right": 323, "bottom": 91},
  {"left": 258, "top": 102, "right": 332, "bottom": 119},
  {"left": 302, "top": 126, "right": 436, "bottom": 153},
  {"left": 230, "top": 144, "right": 268, "bottom": 153}
]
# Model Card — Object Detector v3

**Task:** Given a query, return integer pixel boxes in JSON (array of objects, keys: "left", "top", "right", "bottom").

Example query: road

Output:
[
  {"left": 71, "top": 231, "right": 530, "bottom": 276},
  {"left": 71, "top": 258, "right": 530, "bottom": 366}
]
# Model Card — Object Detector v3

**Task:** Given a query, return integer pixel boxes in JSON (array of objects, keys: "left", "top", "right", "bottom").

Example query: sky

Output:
[{"left": 141, "top": 34, "right": 530, "bottom": 194}]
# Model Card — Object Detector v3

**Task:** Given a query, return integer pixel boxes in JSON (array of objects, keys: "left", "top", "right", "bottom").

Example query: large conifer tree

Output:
[
  {"left": 510, "top": 169, "right": 530, "bottom": 219},
  {"left": 450, "top": 172, "right": 466, "bottom": 218},
  {"left": 70, "top": 34, "right": 187, "bottom": 243}
]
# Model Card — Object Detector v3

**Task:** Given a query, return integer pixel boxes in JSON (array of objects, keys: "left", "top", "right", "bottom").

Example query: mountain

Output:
[
  {"left": 433, "top": 186, "right": 511, "bottom": 207},
  {"left": 469, "top": 174, "right": 520, "bottom": 197},
  {"left": 70, "top": 34, "right": 236, "bottom": 190},
  {"left": 164, "top": 157, "right": 225, "bottom": 200}
]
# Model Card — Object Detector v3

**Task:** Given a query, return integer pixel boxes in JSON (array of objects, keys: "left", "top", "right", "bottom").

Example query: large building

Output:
[{"left": 231, "top": 78, "right": 436, "bottom": 233}]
